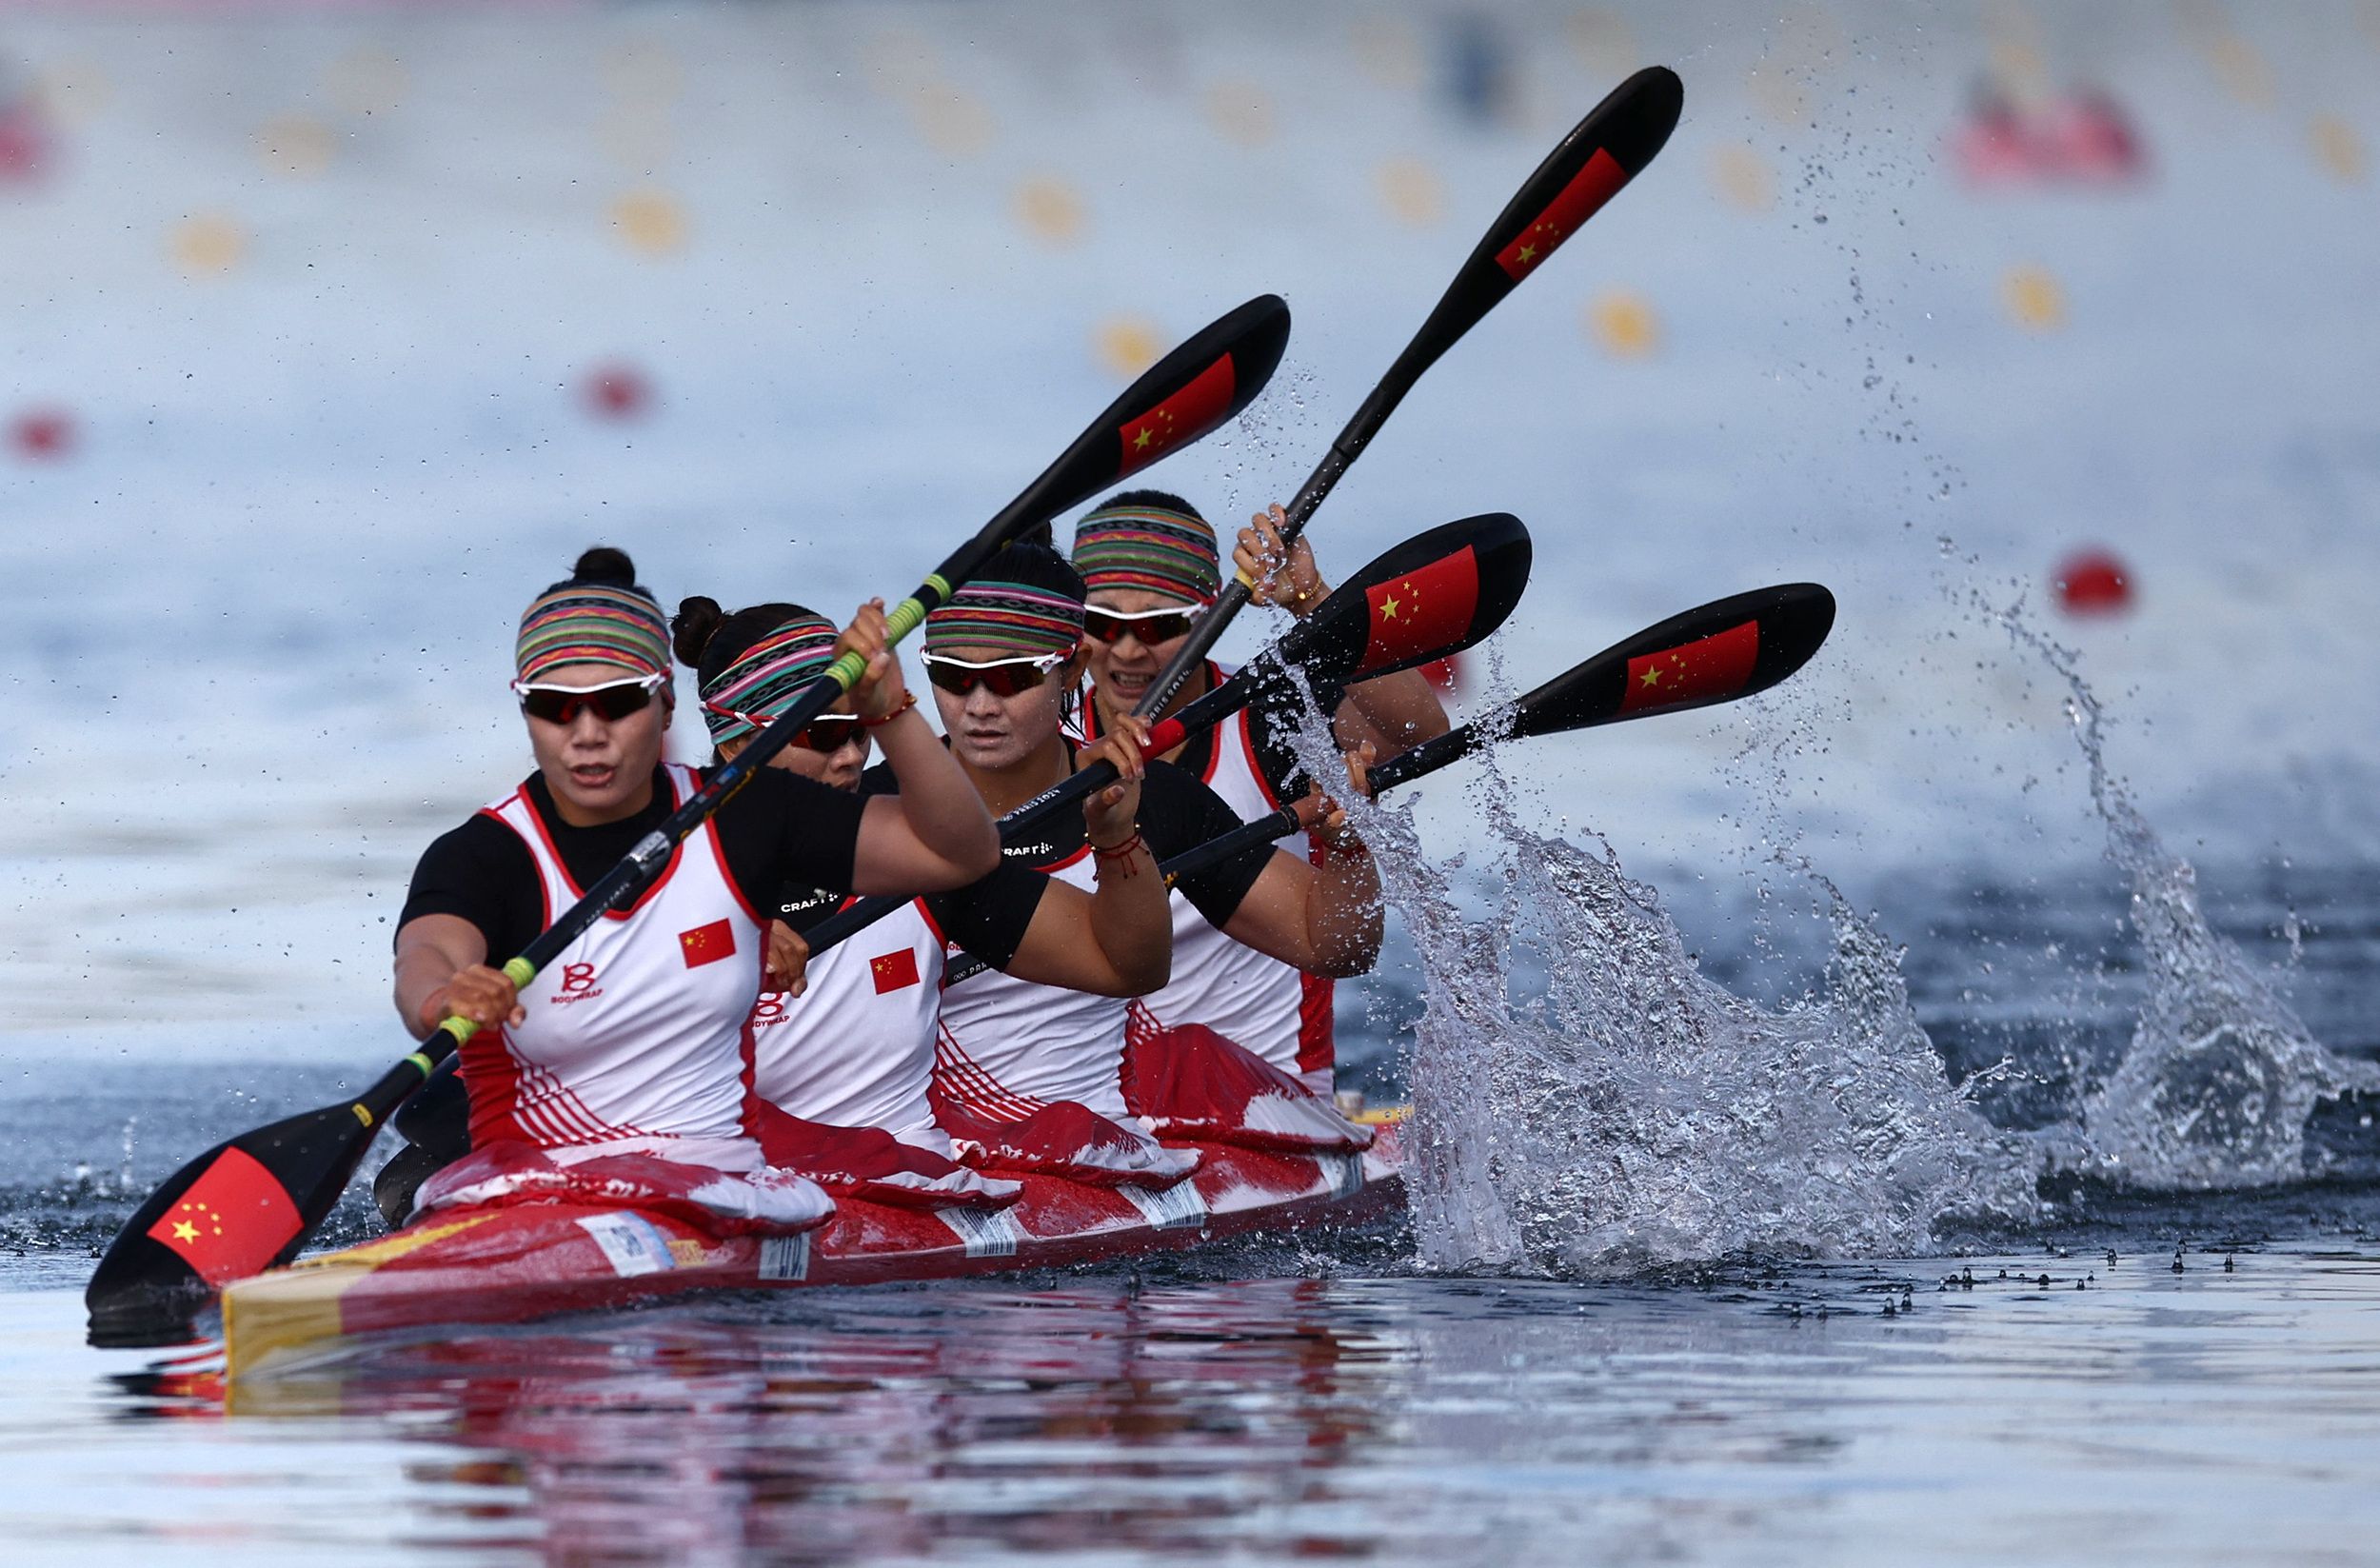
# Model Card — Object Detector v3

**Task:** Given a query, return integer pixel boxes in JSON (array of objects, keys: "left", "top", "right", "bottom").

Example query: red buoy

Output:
[
  {"left": 2053, "top": 547, "right": 2132, "bottom": 615},
  {"left": 10, "top": 407, "right": 73, "bottom": 461},
  {"left": 582, "top": 363, "right": 651, "bottom": 420}
]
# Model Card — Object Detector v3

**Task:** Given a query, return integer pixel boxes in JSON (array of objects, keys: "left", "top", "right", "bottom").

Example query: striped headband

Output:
[
  {"left": 697, "top": 613, "right": 840, "bottom": 744},
  {"left": 1071, "top": 502, "right": 1220, "bottom": 606},
  {"left": 515, "top": 583, "right": 671, "bottom": 683},
  {"left": 923, "top": 579, "right": 1085, "bottom": 659}
]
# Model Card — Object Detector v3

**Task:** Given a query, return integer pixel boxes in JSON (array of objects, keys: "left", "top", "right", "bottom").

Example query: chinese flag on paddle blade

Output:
[
  {"left": 1118, "top": 356, "right": 1235, "bottom": 477},
  {"left": 869, "top": 948, "right": 922, "bottom": 994},
  {"left": 679, "top": 918, "right": 737, "bottom": 968},
  {"left": 1620, "top": 620, "right": 1760, "bottom": 714},
  {"left": 1496, "top": 149, "right": 1628, "bottom": 282},
  {"left": 145, "top": 1146, "right": 303, "bottom": 1286},
  {"left": 1361, "top": 547, "right": 1480, "bottom": 674}
]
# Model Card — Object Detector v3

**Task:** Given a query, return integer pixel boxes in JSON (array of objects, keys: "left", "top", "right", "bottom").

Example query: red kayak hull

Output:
[{"left": 222, "top": 1136, "right": 1403, "bottom": 1379}]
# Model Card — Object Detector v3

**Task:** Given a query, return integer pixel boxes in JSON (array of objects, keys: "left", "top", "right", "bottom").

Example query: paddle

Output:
[
  {"left": 1132, "top": 65, "right": 1682, "bottom": 718},
  {"left": 791, "top": 511, "right": 1535, "bottom": 961},
  {"left": 86, "top": 295, "right": 1294, "bottom": 1347},
  {"left": 1149, "top": 583, "right": 1839, "bottom": 886}
]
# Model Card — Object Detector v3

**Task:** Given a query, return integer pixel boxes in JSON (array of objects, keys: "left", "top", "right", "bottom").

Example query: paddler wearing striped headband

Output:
[
  {"left": 1070, "top": 492, "right": 1447, "bottom": 1101},
  {"left": 386, "top": 548, "right": 1001, "bottom": 1219},
  {"left": 672, "top": 586, "right": 1188, "bottom": 1196},
  {"left": 912, "top": 543, "right": 1381, "bottom": 1181}
]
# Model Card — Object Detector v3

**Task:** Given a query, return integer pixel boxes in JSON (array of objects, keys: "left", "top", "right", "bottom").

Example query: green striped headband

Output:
[
  {"left": 516, "top": 583, "right": 671, "bottom": 682},
  {"left": 697, "top": 612, "right": 840, "bottom": 744},
  {"left": 923, "top": 579, "right": 1085, "bottom": 658},
  {"left": 1071, "top": 501, "right": 1220, "bottom": 606}
]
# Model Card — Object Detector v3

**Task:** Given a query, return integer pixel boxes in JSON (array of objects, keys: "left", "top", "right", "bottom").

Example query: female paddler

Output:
[
  {"left": 388, "top": 548, "right": 1000, "bottom": 1223},
  {"left": 915, "top": 543, "right": 1382, "bottom": 1177},
  {"left": 669, "top": 590, "right": 1182, "bottom": 1196},
  {"left": 1070, "top": 492, "right": 1445, "bottom": 1096}
]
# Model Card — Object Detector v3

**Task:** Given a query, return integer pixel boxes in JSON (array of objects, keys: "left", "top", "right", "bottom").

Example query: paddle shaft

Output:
[{"left": 1134, "top": 67, "right": 1681, "bottom": 717}]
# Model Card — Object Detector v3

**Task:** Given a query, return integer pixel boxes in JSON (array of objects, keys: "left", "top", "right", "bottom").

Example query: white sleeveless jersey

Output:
[
  {"left": 464, "top": 764, "right": 767, "bottom": 1150},
  {"left": 747, "top": 898, "right": 951, "bottom": 1152},
  {"left": 1109, "top": 665, "right": 1336, "bottom": 1091},
  {"left": 933, "top": 846, "right": 1134, "bottom": 1121}
]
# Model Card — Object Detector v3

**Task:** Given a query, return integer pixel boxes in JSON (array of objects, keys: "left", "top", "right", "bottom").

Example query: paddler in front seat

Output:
[
  {"left": 667, "top": 592, "right": 1181, "bottom": 1200},
  {"left": 1071, "top": 492, "right": 1447, "bottom": 1100},
  {"left": 917, "top": 543, "right": 1383, "bottom": 1181},
  {"left": 386, "top": 546, "right": 1000, "bottom": 1228}
]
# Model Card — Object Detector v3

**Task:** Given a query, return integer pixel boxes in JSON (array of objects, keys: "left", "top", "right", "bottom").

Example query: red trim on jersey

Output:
[
  {"left": 932, "top": 1021, "right": 1046, "bottom": 1123},
  {"left": 517, "top": 768, "right": 688, "bottom": 921},
  {"left": 911, "top": 896, "right": 946, "bottom": 947},
  {"left": 1297, "top": 973, "right": 1337, "bottom": 1082},
  {"left": 1235, "top": 705, "right": 1286, "bottom": 810}
]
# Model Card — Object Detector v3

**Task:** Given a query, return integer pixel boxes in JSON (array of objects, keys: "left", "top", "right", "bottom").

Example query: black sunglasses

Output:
[
  {"left": 920, "top": 652, "right": 1067, "bottom": 698},
  {"left": 512, "top": 674, "right": 666, "bottom": 725},
  {"left": 1083, "top": 605, "right": 1200, "bottom": 645}
]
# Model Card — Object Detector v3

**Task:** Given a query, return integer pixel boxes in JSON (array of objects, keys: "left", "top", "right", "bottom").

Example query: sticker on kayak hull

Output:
[
  {"left": 577, "top": 1212, "right": 675, "bottom": 1278},
  {"left": 939, "top": 1204, "right": 1021, "bottom": 1259},
  {"left": 758, "top": 1233, "right": 810, "bottom": 1281},
  {"left": 1120, "top": 1179, "right": 1207, "bottom": 1231},
  {"left": 1319, "top": 1152, "right": 1365, "bottom": 1201}
]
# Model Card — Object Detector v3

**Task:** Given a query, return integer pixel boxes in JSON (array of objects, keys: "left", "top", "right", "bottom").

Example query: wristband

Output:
[
  {"left": 860, "top": 690, "right": 918, "bottom": 728},
  {"left": 1092, "top": 830, "right": 1146, "bottom": 877}
]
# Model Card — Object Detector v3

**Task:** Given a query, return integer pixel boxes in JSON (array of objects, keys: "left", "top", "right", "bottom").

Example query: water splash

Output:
[
  {"left": 1313, "top": 707, "right": 2038, "bottom": 1273},
  {"left": 1997, "top": 608, "right": 2380, "bottom": 1188}
]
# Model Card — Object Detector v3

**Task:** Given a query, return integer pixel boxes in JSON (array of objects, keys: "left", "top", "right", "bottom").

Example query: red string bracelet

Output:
[
  {"left": 859, "top": 690, "right": 918, "bottom": 728},
  {"left": 1092, "top": 831, "right": 1146, "bottom": 877}
]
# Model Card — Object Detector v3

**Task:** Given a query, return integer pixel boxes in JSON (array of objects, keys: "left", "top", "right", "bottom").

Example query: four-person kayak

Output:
[{"left": 221, "top": 1127, "right": 1403, "bottom": 1380}]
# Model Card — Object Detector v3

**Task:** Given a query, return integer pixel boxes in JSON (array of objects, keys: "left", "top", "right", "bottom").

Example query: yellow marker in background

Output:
[
  {"left": 1094, "top": 317, "right": 1162, "bottom": 379},
  {"left": 610, "top": 189, "right": 687, "bottom": 256},
  {"left": 2312, "top": 115, "right": 2368, "bottom": 184},
  {"left": 1205, "top": 81, "right": 1276, "bottom": 148},
  {"left": 1378, "top": 158, "right": 1443, "bottom": 227},
  {"left": 255, "top": 115, "right": 333, "bottom": 179},
  {"left": 907, "top": 84, "right": 995, "bottom": 158},
  {"left": 1586, "top": 290, "right": 1660, "bottom": 358},
  {"left": 2003, "top": 265, "right": 2067, "bottom": 332},
  {"left": 1710, "top": 145, "right": 1774, "bottom": 212},
  {"left": 1016, "top": 177, "right": 1084, "bottom": 247},
  {"left": 169, "top": 213, "right": 247, "bottom": 277}
]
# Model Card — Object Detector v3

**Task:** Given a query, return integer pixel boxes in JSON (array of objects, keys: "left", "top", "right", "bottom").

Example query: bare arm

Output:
[
  {"left": 1235, "top": 505, "right": 1450, "bottom": 755},
  {"left": 393, "top": 913, "right": 521, "bottom": 1036},
  {"left": 840, "top": 599, "right": 1001, "bottom": 890},
  {"left": 1217, "top": 837, "right": 1382, "bottom": 979},
  {"left": 1003, "top": 717, "right": 1171, "bottom": 995}
]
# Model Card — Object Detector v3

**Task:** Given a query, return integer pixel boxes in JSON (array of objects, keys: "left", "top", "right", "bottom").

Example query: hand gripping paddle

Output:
[
  {"left": 1133, "top": 66, "right": 1683, "bottom": 717},
  {"left": 792, "top": 511, "right": 1536, "bottom": 961},
  {"left": 86, "top": 296, "right": 1293, "bottom": 1347}
]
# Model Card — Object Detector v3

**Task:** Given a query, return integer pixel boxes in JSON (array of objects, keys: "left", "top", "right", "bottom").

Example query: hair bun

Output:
[
  {"left": 671, "top": 595, "right": 725, "bottom": 666},
  {"left": 571, "top": 546, "right": 639, "bottom": 587}
]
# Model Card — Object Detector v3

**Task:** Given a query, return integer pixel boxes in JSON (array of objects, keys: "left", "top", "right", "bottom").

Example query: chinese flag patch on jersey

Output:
[
  {"left": 145, "top": 1146, "right": 303, "bottom": 1286},
  {"left": 679, "top": 918, "right": 737, "bottom": 968},
  {"left": 869, "top": 948, "right": 922, "bottom": 994}
]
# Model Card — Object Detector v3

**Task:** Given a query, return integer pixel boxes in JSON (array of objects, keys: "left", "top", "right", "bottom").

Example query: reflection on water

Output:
[{"left": 49, "top": 1247, "right": 2380, "bottom": 1566}]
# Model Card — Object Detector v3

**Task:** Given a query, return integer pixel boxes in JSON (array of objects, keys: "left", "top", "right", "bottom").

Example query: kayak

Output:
[{"left": 221, "top": 1129, "right": 1404, "bottom": 1381}]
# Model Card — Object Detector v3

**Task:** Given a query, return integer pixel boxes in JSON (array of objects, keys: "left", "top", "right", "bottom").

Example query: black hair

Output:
[
  {"left": 549, "top": 546, "right": 661, "bottom": 605},
  {"left": 670, "top": 597, "right": 827, "bottom": 689},
  {"left": 1089, "top": 487, "right": 1204, "bottom": 524}
]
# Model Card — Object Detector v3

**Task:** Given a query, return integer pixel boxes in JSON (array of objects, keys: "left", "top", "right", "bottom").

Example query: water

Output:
[
  {"left": 15, "top": 1247, "right": 2380, "bottom": 1566},
  {"left": 8, "top": 1, "right": 2380, "bottom": 1559}
]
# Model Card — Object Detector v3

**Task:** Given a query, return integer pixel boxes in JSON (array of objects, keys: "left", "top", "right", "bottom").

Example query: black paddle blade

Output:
[
  {"left": 1403, "top": 67, "right": 1680, "bottom": 377},
  {"left": 85, "top": 1098, "right": 381, "bottom": 1347},
  {"left": 997, "top": 294, "right": 1291, "bottom": 537},
  {"left": 1510, "top": 582, "right": 1835, "bottom": 739},
  {"left": 1364, "top": 584, "right": 1835, "bottom": 795},
  {"left": 1280, "top": 513, "right": 1534, "bottom": 692}
]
